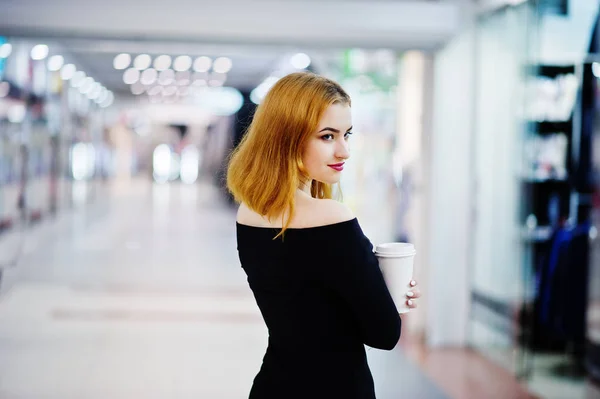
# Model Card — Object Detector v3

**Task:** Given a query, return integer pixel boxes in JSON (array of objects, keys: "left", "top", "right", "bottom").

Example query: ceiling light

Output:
[
  {"left": 140, "top": 68, "right": 158, "bottom": 85},
  {"left": 31, "top": 44, "right": 49, "bottom": 61},
  {"left": 158, "top": 69, "right": 175, "bottom": 85},
  {"left": 163, "top": 86, "right": 177, "bottom": 96},
  {"left": 213, "top": 57, "right": 232, "bottom": 73},
  {"left": 97, "top": 88, "right": 108, "bottom": 104},
  {"left": 113, "top": 53, "right": 131, "bottom": 70},
  {"left": 79, "top": 77, "right": 95, "bottom": 94},
  {"left": 123, "top": 68, "right": 140, "bottom": 85},
  {"left": 290, "top": 53, "right": 311, "bottom": 69},
  {"left": 71, "top": 71, "right": 87, "bottom": 87},
  {"left": 134, "top": 54, "right": 152, "bottom": 70},
  {"left": 87, "top": 83, "right": 103, "bottom": 100},
  {"left": 47, "top": 55, "right": 64, "bottom": 72},
  {"left": 100, "top": 91, "right": 114, "bottom": 108},
  {"left": 193, "top": 56, "right": 212, "bottom": 72},
  {"left": 173, "top": 55, "right": 192, "bottom": 72},
  {"left": 131, "top": 82, "right": 146, "bottom": 95},
  {"left": 148, "top": 86, "right": 163, "bottom": 96},
  {"left": 0, "top": 43, "right": 12, "bottom": 58},
  {"left": 60, "top": 64, "right": 76, "bottom": 80},
  {"left": 154, "top": 55, "right": 172, "bottom": 71}
]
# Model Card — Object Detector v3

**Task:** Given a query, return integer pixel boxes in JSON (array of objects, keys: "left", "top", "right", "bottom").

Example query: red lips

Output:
[{"left": 328, "top": 162, "right": 345, "bottom": 171}]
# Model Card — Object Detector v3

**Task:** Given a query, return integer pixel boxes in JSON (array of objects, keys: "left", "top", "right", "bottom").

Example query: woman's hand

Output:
[{"left": 405, "top": 280, "right": 421, "bottom": 309}]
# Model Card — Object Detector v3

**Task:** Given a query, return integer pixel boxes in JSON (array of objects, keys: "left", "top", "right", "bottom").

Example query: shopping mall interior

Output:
[{"left": 1, "top": 0, "right": 600, "bottom": 398}]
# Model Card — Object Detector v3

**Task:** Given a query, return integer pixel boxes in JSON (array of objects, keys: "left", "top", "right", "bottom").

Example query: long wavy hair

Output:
[{"left": 226, "top": 72, "right": 351, "bottom": 239}]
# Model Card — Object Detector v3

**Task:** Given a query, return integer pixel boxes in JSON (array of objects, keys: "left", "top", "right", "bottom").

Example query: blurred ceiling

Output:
[{"left": 0, "top": 0, "right": 466, "bottom": 93}]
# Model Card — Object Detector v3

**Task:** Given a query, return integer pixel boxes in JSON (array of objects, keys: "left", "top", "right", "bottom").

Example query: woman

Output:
[{"left": 227, "top": 72, "right": 421, "bottom": 399}]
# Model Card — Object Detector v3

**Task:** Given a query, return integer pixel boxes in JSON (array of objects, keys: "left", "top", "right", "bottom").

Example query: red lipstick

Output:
[{"left": 328, "top": 162, "right": 345, "bottom": 172}]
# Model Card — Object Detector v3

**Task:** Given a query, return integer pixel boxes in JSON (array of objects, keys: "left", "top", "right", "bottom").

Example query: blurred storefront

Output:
[
  {"left": 0, "top": 38, "right": 115, "bottom": 271},
  {"left": 428, "top": 1, "right": 600, "bottom": 398}
]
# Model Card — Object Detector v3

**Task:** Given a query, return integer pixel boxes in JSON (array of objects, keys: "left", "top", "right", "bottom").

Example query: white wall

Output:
[
  {"left": 427, "top": 26, "right": 475, "bottom": 347},
  {"left": 394, "top": 51, "right": 434, "bottom": 336}
]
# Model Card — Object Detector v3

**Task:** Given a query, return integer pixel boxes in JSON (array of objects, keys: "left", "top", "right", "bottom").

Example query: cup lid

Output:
[{"left": 374, "top": 242, "right": 416, "bottom": 257}]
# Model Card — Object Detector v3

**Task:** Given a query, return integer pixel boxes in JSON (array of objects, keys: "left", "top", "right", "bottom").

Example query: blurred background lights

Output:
[
  {"left": 173, "top": 55, "right": 192, "bottom": 72},
  {"left": 175, "top": 71, "right": 191, "bottom": 85},
  {"left": 60, "top": 64, "right": 76, "bottom": 80},
  {"left": 180, "top": 146, "right": 200, "bottom": 184},
  {"left": 250, "top": 76, "right": 280, "bottom": 104},
  {"left": 70, "top": 71, "right": 86, "bottom": 87},
  {"left": 140, "top": 68, "right": 158, "bottom": 85},
  {"left": 47, "top": 55, "right": 64, "bottom": 71},
  {"left": 0, "top": 43, "right": 12, "bottom": 58},
  {"left": 71, "top": 143, "right": 96, "bottom": 181},
  {"left": 194, "top": 86, "right": 243, "bottom": 115},
  {"left": 193, "top": 56, "right": 212, "bottom": 72},
  {"left": 31, "top": 44, "right": 49, "bottom": 60},
  {"left": 134, "top": 54, "right": 152, "bottom": 70},
  {"left": 131, "top": 81, "right": 146, "bottom": 95},
  {"left": 113, "top": 53, "right": 131, "bottom": 70},
  {"left": 123, "top": 68, "right": 140, "bottom": 85},
  {"left": 87, "top": 82, "right": 102, "bottom": 100},
  {"left": 153, "top": 144, "right": 172, "bottom": 183},
  {"left": 290, "top": 53, "right": 311, "bottom": 69},
  {"left": 592, "top": 62, "right": 600, "bottom": 79},
  {"left": 154, "top": 55, "right": 172, "bottom": 71},
  {"left": 79, "top": 77, "right": 95, "bottom": 94},
  {"left": 97, "top": 88, "right": 109, "bottom": 104},
  {"left": 213, "top": 57, "right": 232, "bottom": 73},
  {"left": 163, "top": 86, "right": 177, "bottom": 96},
  {"left": 148, "top": 86, "right": 163, "bottom": 96},
  {"left": 7, "top": 103, "right": 26, "bottom": 123},
  {"left": 100, "top": 91, "right": 114, "bottom": 108},
  {"left": 158, "top": 69, "right": 175, "bottom": 85}
]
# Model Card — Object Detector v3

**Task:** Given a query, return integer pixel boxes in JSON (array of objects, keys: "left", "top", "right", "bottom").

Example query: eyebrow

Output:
[{"left": 318, "top": 126, "right": 353, "bottom": 133}]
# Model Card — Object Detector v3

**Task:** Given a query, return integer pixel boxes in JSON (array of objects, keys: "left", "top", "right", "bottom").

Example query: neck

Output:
[{"left": 298, "top": 179, "right": 313, "bottom": 196}]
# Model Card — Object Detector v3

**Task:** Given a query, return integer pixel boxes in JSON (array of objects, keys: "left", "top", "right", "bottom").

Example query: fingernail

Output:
[
  {"left": 407, "top": 300, "right": 413, "bottom": 306},
  {"left": 406, "top": 292, "right": 414, "bottom": 297},
  {"left": 410, "top": 280, "right": 416, "bottom": 286}
]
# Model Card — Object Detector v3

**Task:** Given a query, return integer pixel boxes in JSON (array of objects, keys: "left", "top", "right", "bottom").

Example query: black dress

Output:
[{"left": 236, "top": 218, "right": 401, "bottom": 399}]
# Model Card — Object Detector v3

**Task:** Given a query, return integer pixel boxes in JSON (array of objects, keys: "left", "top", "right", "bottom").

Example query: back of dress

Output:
[{"left": 236, "top": 218, "right": 401, "bottom": 399}]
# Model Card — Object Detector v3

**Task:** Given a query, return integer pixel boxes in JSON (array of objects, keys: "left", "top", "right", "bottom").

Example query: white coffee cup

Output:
[{"left": 374, "top": 243, "right": 416, "bottom": 314}]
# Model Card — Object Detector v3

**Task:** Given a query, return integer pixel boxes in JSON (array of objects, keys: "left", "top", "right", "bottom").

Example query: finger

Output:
[
  {"left": 408, "top": 288, "right": 421, "bottom": 298},
  {"left": 406, "top": 299, "right": 418, "bottom": 308},
  {"left": 410, "top": 280, "right": 417, "bottom": 287}
]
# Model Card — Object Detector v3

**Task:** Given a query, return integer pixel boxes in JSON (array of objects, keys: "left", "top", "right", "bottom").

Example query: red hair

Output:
[{"left": 226, "top": 72, "right": 351, "bottom": 238}]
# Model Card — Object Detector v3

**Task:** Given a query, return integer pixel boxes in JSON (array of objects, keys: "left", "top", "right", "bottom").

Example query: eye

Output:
[
  {"left": 320, "top": 134, "right": 334, "bottom": 141},
  {"left": 344, "top": 131, "right": 353, "bottom": 139}
]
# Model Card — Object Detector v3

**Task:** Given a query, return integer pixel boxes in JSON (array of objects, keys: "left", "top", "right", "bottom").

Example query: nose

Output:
[{"left": 335, "top": 139, "right": 350, "bottom": 161}]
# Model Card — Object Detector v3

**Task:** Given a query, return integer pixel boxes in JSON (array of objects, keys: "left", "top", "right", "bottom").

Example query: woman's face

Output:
[{"left": 302, "top": 103, "right": 352, "bottom": 185}]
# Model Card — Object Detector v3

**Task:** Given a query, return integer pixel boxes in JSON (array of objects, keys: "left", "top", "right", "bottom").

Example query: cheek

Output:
[{"left": 304, "top": 143, "right": 328, "bottom": 168}]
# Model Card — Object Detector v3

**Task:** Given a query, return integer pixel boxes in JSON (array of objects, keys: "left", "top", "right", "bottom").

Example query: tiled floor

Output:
[{"left": 0, "top": 179, "right": 448, "bottom": 399}]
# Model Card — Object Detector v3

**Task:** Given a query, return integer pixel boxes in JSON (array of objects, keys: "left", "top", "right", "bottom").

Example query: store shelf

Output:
[{"left": 527, "top": 120, "right": 572, "bottom": 134}]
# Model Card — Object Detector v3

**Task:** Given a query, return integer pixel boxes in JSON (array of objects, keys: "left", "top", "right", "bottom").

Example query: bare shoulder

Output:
[
  {"left": 237, "top": 199, "right": 354, "bottom": 228},
  {"left": 236, "top": 202, "right": 267, "bottom": 226},
  {"left": 299, "top": 198, "right": 355, "bottom": 227}
]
